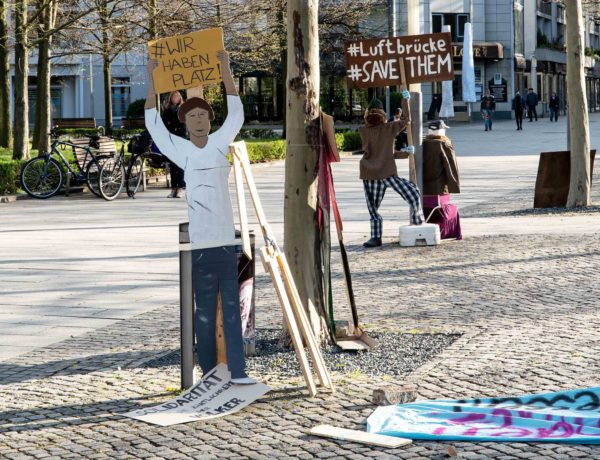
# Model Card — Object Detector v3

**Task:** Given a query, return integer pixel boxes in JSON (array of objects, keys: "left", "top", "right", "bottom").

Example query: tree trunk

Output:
[
  {"left": 33, "top": 0, "right": 54, "bottom": 153},
  {"left": 284, "top": 0, "right": 328, "bottom": 343},
  {"left": 0, "top": 0, "right": 12, "bottom": 148},
  {"left": 565, "top": 0, "right": 590, "bottom": 207},
  {"left": 103, "top": 57, "right": 112, "bottom": 134},
  {"left": 13, "top": 0, "right": 29, "bottom": 160}
]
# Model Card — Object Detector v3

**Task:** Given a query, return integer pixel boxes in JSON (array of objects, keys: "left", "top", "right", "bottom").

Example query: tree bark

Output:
[
  {"left": 33, "top": 0, "right": 55, "bottom": 153},
  {"left": 13, "top": 0, "right": 30, "bottom": 160},
  {"left": 565, "top": 0, "right": 591, "bottom": 207},
  {"left": 0, "top": 0, "right": 12, "bottom": 148},
  {"left": 103, "top": 57, "right": 112, "bottom": 134},
  {"left": 285, "top": 0, "right": 328, "bottom": 343}
]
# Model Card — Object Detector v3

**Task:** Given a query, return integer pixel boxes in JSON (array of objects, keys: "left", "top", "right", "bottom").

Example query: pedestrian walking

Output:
[
  {"left": 480, "top": 89, "right": 496, "bottom": 131},
  {"left": 162, "top": 91, "right": 187, "bottom": 198},
  {"left": 359, "top": 97, "right": 425, "bottom": 248},
  {"left": 512, "top": 90, "right": 524, "bottom": 130},
  {"left": 549, "top": 92, "right": 560, "bottom": 122},
  {"left": 526, "top": 87, "right": 539, "bottom": 122}
]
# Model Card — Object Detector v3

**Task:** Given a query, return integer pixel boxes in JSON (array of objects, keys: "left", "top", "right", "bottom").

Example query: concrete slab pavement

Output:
[{"left": 0, "top": 113, "right": 598, "bottom": 360}]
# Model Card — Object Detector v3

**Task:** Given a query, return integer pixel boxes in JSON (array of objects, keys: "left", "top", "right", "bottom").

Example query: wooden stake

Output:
[
  {"left": 233, "top": 153, "right": 252, "bottom": 259},
  {"left": 230, "top": 141, "right": 334, "bottom": 395},
  {"left": 398, "top": 58, "right": 417, "bottom": 185},
  {"left": 260, "top": 247, "right": 317, "bottom": 397}
]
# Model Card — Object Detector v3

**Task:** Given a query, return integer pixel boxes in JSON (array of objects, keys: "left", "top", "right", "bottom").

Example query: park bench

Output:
[
  {"left": 121, "top": 118, "right": 145, "bottom": 129},
  {"left": 69, "top": 136, "right": 117, "bottom": 172},
  {"left": 53, "top": 117, "right": 97, "bottom": 130}
]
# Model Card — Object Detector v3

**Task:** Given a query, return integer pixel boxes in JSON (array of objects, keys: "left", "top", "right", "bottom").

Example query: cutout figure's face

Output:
[{"left": 185, "top": 107, "right": 211, "bottom": 137}]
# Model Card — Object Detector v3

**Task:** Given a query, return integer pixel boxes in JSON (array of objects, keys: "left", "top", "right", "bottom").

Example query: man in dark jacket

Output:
[
  {"left": 549, "top": 92, "right": 559, "bottom": 122},
  {"left": 512, "top": 91, "right": 524, "bottom": 130},
  {"left": 525, "top": 87, "right": 538, "bottom": 121},
  {"left": 480, "top": 89, "right": 496, "bottom": 131}
]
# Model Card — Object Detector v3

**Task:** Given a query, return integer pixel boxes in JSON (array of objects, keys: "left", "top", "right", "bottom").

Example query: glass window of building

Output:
[
  {"left": 431, "top": 13, "right": 470, "bottom": 42},
  {"left": 111, "top": 77, "right": 130, "bottom": 118}
]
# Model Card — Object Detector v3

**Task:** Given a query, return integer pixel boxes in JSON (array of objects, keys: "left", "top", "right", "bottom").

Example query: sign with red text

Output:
[
  {"left": 344, "top": 33, "right": 453, "bottom": 88},
  {"left": 124, "top": 364, "right": 270, "bottom": 426},
  {"left": 148, "top": 28, "right": 224, "bottom": 94},
  {"left": 368, "top": 386, "right": 600, "bottom": 443}
]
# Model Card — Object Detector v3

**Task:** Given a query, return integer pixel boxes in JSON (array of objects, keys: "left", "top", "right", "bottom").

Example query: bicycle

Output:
[
  {"left": 20, "top": 131, "right": 111, "bottom": 199},
  {"left": 97, "top": 134, "right": 136, "bottom": 201},
  {"left": 125, "top": 131, "right": 153, "bottom": 198}
]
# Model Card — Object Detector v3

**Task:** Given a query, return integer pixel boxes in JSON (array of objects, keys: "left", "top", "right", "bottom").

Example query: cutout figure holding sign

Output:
[{"left": 145, "top": 50, "right": 256, "bottom": 385}]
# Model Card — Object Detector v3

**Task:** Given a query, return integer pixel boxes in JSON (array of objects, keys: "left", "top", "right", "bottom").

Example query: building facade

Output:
[{"left": 9, "top": 0, "right": 600, "bottom": 125}]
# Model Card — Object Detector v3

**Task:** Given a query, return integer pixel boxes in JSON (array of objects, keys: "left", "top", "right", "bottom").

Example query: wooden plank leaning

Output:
[
  {"left": 229, "top": 141, "right": 334, "bottom": 394},
  {"left": 398, "top": 57, "right": 417, "bottom": 185},
  {"left": 259, "top": 247, "right": 317, "bottom": 397},
  {"left": 232, "top": 152, "right": 252, "bottom": 259}
]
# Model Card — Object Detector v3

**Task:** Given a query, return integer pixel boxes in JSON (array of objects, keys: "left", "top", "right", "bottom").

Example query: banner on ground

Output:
[
  {"left": 368, "top": 387, "right": 600, "bottom": 443},
  {"left": 148, "top": 27, "right": 225, "bottom": 94},
  {"left": 124, "top": 364, "right": 270, "bottom": 426},
  {"left": 344, "top": 32, "right": 453, "bottom": 88}
]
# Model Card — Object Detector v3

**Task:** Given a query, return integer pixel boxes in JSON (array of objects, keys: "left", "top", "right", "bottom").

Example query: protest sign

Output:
[
  {"left": 345, "top": 32, "right": 453, "bottom": 88},
  {"left": 148, "top": 28, "right": 225, "bottom": 94},
  {"left": 367, "top": 386, "right": 600, "bottom": 443},
  {"left": 124, "top": 364, "right": 270, "bottom": 426}
]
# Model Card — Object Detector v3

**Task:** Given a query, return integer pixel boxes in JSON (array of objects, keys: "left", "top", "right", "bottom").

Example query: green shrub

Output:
[
  {"left": 335, "top": 131, "right": 362, "bottom": 151},
  {"left": 246, "top": 140, "right": 286, "bottom": 163},
  {"left": 0, "top": 159, "right": 26, "bottom": 195},
  {"left": 126, "top": 99, "right": 146, "bottom": 118},
  {"left": 238, "top": 128, "right": 279, "bottom": 140}
]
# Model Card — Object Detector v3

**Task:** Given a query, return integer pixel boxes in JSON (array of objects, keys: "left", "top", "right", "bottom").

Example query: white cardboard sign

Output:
[{"left": 123, "top": 364, "right": 270, "bottom": 426}]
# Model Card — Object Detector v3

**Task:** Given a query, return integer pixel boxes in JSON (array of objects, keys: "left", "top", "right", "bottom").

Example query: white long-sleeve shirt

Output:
[{"left": 145, "top": 95, "right": 244, "bottom": 249}]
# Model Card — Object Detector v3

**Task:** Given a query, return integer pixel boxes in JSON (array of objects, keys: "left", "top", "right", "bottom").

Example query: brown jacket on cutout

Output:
[
  {"left": 422, "top": 134, "right": 460, "bottom": 195},
  {"left": 359, "top": 120, "right": 408, "bottom": 180}
]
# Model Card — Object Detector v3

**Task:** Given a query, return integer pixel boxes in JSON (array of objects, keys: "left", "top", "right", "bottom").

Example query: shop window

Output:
[
  {"left": 432, "top": 13, "right": 470, "bottom": 42},
  {"left": 111, "top": 77, "right": 130, "bottom": 118}
]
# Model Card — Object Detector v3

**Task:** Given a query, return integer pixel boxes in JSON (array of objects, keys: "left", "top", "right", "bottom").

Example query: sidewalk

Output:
[{"left": 0, "top": 114, "right": 599, "bottom": 459}]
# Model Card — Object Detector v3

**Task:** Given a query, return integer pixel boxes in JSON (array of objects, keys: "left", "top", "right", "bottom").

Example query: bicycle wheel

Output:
[
  {"left": 126, "top": 154, "right": 144, "bottom": 198},
  {"left": 85, "top": 158, "right": 102, "bottom": 198},
  {"left": 20, "top": 157, "right": 63, "bottom": 199},
  {"left": 98, "top": 158, "right": 125, "bottom": 201}
]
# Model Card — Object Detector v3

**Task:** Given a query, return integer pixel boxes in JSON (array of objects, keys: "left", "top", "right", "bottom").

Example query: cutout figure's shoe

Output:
[
  {"left": 363, "top": 237, "right": 382, "bottom": 248},
  {"left": 231, "top": 376, "right": 257, "bottom": 385}
]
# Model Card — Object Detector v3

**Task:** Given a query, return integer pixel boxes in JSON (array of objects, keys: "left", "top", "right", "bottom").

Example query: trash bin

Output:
[{"left": 179, "top": 223, "right": 256, "bottom": 373}]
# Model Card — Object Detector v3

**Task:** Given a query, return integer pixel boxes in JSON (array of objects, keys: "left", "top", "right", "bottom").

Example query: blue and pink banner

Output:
[{"left": 367, "top": 387, "right": 600, "bottom": 443}]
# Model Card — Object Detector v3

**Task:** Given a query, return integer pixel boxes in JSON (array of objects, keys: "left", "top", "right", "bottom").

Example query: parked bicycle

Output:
[
  {"left": 20, "top": 131, "right": 113, "bottom": 199},
  {"left": 97, "top": 135, "right": 129, "bottom": 201}
]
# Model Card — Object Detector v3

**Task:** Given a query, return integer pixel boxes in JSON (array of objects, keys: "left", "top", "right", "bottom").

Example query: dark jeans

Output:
[
  {"left": 169, "top": 161, "right": 186, "bottom": 189},
  {"left": 550, "top": 108, "right": 558, "bottom": 121},
  {"left": 527, "top": 105, "right": 538, "bottom": 121},
  {"left": 515, "top": 111, "right": 523, "bottom": 129},
  {"left": 192, "top": 246, "right": 246, "bottom": 379}
]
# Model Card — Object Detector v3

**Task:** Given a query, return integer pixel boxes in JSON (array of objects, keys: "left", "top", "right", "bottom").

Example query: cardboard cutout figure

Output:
[
  {"left": 358, "top": 98, "right": 425, "bottom": 248},
  {"left": 145, "top": 50, "right": 256, "bottom": 385}
]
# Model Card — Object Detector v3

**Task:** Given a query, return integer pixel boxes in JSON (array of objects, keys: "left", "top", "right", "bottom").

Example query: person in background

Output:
[
  {"left": 549, "top": 92, "right": 560, "bottom": 122},
  {"left": 480, "top": 89, "right": 496, "bottom": 132},
  {"left": 512, "top": 90, "right": 524, "bottom": 131},
  {"left": 162, "top": 91, "right": 187, "bottom": 198},
  {"left": 526, "top": 87, "right": 539, "bottom": 122}
]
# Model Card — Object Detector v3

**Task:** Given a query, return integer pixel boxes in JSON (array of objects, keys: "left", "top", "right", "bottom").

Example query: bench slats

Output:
[{"left": 69, "top": 137, "right": 117, "bottom": 170}]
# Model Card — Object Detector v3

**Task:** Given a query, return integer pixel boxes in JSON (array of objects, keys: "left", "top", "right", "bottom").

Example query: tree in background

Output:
[
  {"left": 566, "top": 0, "right": 591, "bottom": 207},
  {"left": 0, "top": 0, "right": 11, "bottom": 148}
]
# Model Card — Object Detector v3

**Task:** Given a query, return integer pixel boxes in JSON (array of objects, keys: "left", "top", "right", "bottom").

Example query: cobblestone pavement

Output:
[{"left": 2, "top": 219, "right": 600, "bottom": 458}]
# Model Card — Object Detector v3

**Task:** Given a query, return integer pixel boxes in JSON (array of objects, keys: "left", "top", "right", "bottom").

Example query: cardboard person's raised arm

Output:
[
  {"left": 145, "top": 60, "right": 159, "bottom": 110},
  {"left": 144, "top": 59, "right": 188, "bottom": 169},
  {"left": 218, "top": 51, "right": 244, "bottom": 143}
]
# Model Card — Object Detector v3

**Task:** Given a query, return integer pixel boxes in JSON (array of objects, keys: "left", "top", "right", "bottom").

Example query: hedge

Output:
[
  {"left": 335, "top": 131, "right": 362, "bottom": 152},
  {"left": 0, "top": 159, "right": 26, "bottom": 195},
  {"left": 245, "top": 140, "right": 286, "bottom": 163}
]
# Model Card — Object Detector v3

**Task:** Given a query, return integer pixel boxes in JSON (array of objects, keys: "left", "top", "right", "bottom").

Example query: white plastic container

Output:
[{"left": 399, "top": 223, "right": 441, "bottom": 247}]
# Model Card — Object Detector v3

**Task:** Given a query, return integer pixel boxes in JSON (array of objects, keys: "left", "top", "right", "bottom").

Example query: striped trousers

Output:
[{"left": 363, "top": 176, "right": 424, "bottom": 239}]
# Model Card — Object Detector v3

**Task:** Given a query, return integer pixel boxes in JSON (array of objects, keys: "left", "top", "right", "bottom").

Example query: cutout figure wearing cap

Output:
[
  {"left": 359, "top": 98, "right": 425, "bottom": 248},
  {"left": 145, "top": 51, "right": 256, "bottom": 385}
]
